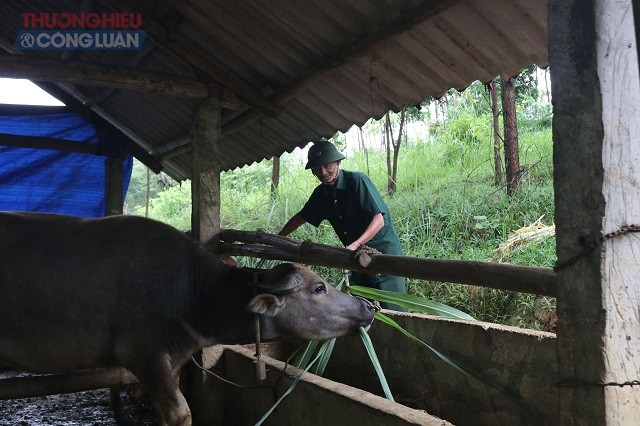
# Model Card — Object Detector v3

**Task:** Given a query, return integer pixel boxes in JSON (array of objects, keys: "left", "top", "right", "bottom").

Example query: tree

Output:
[
  {"left": 383, "top": 107, "right": 406, "bottom": 195},
  {"left": 488, "top": 79, "right": 503, "bottom": 186},
  {"left": 357, "top": 126, "right": 370, "bottom": 176},
  {"left": 500, "top": 73, "right": 520, "bottom": 195},
  {"left": 514, "top": 65, "right": 539, "bottom": 103},
  {"left": 271, "top": 155, "right": 280, "bottom": 197}
]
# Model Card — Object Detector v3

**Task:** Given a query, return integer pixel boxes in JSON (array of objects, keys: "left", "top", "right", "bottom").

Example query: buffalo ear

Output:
[{"left": 247, "top": 294, "right": 285, "bottom": 316}]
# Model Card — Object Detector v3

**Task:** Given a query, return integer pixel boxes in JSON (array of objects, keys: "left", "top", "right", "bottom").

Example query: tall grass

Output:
[{"left": 127, "top": 84, "right": 556, "bottom": 331}]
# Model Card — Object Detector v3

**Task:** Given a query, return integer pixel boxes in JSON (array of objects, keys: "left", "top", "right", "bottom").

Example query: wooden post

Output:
[
  {"left": 549, "top": 0, "right": 640, "bottom": 423},
  {"left": 188, "top": 97, "right": 222, "bottom": 424},
  {"left": 105, "top": 157, "right": 124, "bottom": 216},
  {"left": 191, "top": 98, "right": 222, "bottom": 243}
]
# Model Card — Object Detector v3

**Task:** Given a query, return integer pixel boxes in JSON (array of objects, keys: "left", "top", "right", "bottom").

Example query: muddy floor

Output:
[{"left": 0, "top": 371, "right": 158, "bottom": 426}]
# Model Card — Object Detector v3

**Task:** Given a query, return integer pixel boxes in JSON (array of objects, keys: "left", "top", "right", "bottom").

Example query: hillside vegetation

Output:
[{"left": 126, "top": 77, "right": 556, "bottom": 331}]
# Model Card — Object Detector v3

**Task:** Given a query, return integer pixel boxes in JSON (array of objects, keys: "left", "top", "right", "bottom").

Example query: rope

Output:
[
  {"left": 190, "top": 355, "right": 269, "bottom": 388},
  {"left": 556, "top": 379, "right": 640, "bottom": 388},
  {"left": 553, "top": 224, "right": 640, "bottom": 272},
  {"left": 189, "top": 342, "right": 309, "bottom": 389}
]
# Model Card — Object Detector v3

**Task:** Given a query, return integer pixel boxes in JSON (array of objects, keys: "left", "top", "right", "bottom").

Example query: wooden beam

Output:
[
  {"left": 105, "top": 157, "right": 124, "bottom": 216},
  {"left": 84, "top": 40, "right": 157, "bottom": 106},
  {"left": 0, "top": 133, "right": 99, "bottom": 155},
  {"left": 550, "top": 0, "right": 640, "bottom": 422},
  {"left": 216, "top": 230, "right": 558, "bottom": 297},
  {"left": 222, "top": 0, "right": 462, "bottom": 136},
  {"left": 0, "top": 53, "right": 222, "bottom": 100},
  {"left": 101, "top": 0, "right": 280, "bottom": 118},
  {"left": 0, "top": 368, "right": 137, "bottom": 400},
  {"left": 159, "top": 142, "right": 190, "bottom": 161},
  {"left": 154, "top": 136, "right": 190, "bottom": 157}
]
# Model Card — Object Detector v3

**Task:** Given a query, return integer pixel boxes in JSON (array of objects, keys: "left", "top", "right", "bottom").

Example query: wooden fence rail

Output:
[
  {"left": 0, "top": 368, "right": 137, "bottom": 400},
  {"left": 216, "top": 229, "right": 557, "bottom": 297}
]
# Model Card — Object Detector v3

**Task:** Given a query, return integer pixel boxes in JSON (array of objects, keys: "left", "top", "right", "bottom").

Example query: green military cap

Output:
[{"left": 305, "top": 141, "right": 346, "bottom": 169}]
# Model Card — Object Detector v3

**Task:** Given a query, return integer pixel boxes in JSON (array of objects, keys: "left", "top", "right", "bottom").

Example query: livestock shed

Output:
[{"left": 0, "top": 0, "right": 638, "bottom": 424}]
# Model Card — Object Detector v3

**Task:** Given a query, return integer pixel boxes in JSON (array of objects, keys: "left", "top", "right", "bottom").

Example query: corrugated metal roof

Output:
[{"left": 0, "top": 0, "right": 548, "bottom": 180}]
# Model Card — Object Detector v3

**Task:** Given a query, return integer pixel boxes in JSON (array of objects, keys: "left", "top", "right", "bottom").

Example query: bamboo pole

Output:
[
  {"left": 0, "top": 368, "right": 137, "bottom": 400},
  {"left": 216, "top": 230, "right": 557, "bottom": 297}
]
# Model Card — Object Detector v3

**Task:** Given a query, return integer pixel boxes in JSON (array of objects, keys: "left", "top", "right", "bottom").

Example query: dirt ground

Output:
[{"left": 0, "top": 371, "right": 158, "bottom": 426}]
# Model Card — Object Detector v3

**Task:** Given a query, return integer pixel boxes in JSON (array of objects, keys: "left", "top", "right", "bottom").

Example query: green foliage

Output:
[
  {"left": 514, "top": 65, "right": 539, "bottom": 103},
  {"left": 128, "top": 176, "right": 191, "bottom": 230},
  {"left": 349, "top": 286, "right": 474, "bottom": 320},
  {"left": 125, "top": 162, "right": 173, "bottom": 214},
  {"left": 127, "top": 67, "right": 556, "bottom": 330}
]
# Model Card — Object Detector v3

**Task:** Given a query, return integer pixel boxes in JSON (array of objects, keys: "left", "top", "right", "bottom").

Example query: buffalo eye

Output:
[{"left": 314, "top": 283, "right": 327, "bottom": 294}]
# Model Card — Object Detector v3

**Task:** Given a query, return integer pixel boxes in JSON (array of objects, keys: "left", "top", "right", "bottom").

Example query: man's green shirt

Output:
[{"left": 300, "top": 170, "right": 403, "bottom": 256}]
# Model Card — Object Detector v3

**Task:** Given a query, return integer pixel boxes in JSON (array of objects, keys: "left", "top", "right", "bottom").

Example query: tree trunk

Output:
[
  {"left": 500, "top": 73, "right": 520, "bottom": 195},
  {"left": 544, "top": 67, "right": 551, "bottom": 104},
  {"left": 384, "top": 112, "right": 393, "bottom": 195},
  {"left": 489, "top": 79, "right": 503, "bottom": 186},
  {"left": 145, "top": 166, "right": 150, "bottom": 217},
  {"left": 358, "top": 126, "right": 370, "bottom": 176},
  {"left": 271, "top": 155, "right": 280, "bottom": 197},
  {"left": 391, "top": 107, "right": 405, "bottom": 195}
]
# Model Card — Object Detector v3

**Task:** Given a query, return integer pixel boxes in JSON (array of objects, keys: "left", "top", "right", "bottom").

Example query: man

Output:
[{"left": 278, "top": 141, "right": 407, "bottom": 311}]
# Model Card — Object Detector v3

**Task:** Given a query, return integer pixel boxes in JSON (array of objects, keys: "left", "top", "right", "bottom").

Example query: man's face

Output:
[{"left": 311, "top": 161, "right": 340, "bottom": 185}]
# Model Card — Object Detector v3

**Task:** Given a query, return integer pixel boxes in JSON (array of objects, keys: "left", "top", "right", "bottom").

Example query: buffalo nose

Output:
[
  {"left": 355, "top": 296, "right": 380, "bottom": 312},
  {"left": 367, "top": 300, "right": 381, "bottom": 312}
]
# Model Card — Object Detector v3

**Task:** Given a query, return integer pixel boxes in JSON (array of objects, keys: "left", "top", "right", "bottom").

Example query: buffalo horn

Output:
[{"left": 250, "top": 263, "right": 304, "bottom": 295}]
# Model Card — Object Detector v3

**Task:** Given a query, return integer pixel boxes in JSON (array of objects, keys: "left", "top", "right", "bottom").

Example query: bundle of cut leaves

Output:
[{"left": 495, "top": 215, "right": 555, "bottom": 262}]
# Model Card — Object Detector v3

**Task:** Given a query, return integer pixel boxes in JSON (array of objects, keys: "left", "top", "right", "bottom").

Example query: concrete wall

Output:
[
  {"left": 190, "top": 344, "right": 450, "bottom": 425},
  {"left": 187, "top": 313, "right": 557, "bottom": 425},
  {"left": 323, "top": 312, "right": 557, "bottom": 425}
]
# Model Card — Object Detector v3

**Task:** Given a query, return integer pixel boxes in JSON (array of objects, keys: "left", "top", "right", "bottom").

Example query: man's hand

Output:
[{"left": 346, "top": 241, "right": 361, "bottom": 251}]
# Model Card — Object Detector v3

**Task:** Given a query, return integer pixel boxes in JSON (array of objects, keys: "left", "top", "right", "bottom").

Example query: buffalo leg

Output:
[
  {"left": 110, "top": 386, "right": 133, "bottom": 425},
  {"left": 139, "top": 365, "right": 191, "bottom": 426}
]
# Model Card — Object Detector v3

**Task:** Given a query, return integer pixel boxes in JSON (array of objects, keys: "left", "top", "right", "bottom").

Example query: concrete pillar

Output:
[
  {"left": 191, "top": 98, "right": 222, "bottom": 243},
  {"left": 549, "top": 0, "right": 640, "bottom": 423},
  {"left": 187, "top": 97, "right": 223, "bottom": 424}
]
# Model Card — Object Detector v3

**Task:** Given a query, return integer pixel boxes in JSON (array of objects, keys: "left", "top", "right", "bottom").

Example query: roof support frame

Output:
[
  {"left": 100, "top": 0, "right": 281, "bottom": 118},
  {"left": 0, "top": 133, "right": 101, "bottom": 155},
  {"left": 221, "top": 0, "right": 463, "bottom": 137},
  {"left": 34, "top": 81, "right": 165, "bottom": 174},
  {"left": 0, "top": 53, "right": 226, "bottom": 101}
]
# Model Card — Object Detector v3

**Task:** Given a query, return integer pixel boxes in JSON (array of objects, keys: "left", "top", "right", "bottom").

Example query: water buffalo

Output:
[{"left": 0, "top": 212, "right": 377, "bottom": 425}]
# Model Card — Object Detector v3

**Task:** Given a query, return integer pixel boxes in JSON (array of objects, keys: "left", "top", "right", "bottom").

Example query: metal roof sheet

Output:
[{"left": 0, "top": 0, "right": 548, "bottom": 180}]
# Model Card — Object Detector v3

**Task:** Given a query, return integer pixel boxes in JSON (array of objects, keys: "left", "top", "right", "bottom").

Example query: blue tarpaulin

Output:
[{"left": 0, "top": 105, "right": 132, "bottom": 217}]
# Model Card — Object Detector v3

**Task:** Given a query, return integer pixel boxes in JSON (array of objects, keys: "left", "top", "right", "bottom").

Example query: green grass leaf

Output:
[
  {"left": 374, "top": 312, "right": 521, "bottom": 404},
  {"left": 349, "top": 285, "right": 475, "bottom": 321},
  {"left": 293, "top": 340, "right": 320, "bottom": 369},
  {"left": 359, "top": 326, "right": 394, "bottom": 401},
  {"left": 311, "top": 337, "right": 336, "bottom": 376},
  {"left": 255, "top": 340, "right": 333, "bottom": 426}
]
